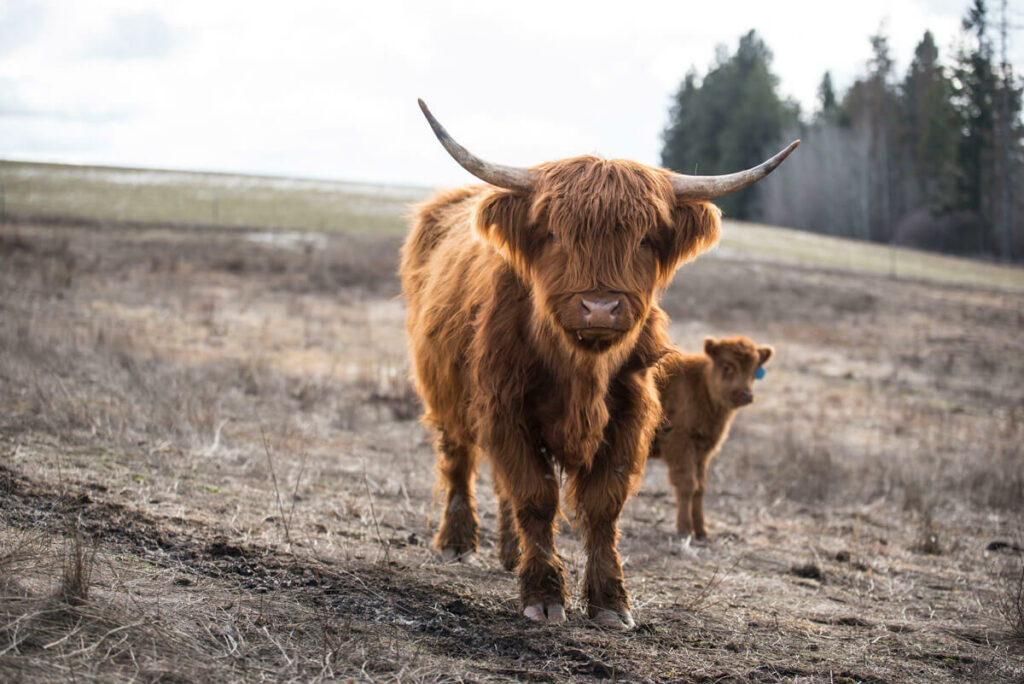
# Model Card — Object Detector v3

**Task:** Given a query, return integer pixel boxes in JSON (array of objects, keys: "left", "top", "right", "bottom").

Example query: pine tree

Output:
[
  {"left": 842, "top": 28, "right": 899, "bottom": 242},
  {"left": 661, "top": 30, "right": 797, "bottom": 219},
  {"left": 817, "top": 71, "right": 838, "bottom": 122},
  {"left": 953, "top": 0, "right": 999, "bottom": 253},
  {"left": 898, "top": 31, "right": 960, "bottom": 214}
]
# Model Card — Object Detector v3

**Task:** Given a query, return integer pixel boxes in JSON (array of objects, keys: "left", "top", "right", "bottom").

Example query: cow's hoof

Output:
[
  {"left": 592, "top": 608, "right": 635, "bottom": 630},
  {"left": 498, "top": 544, "right": 520, "bottom": 572},
  {"left": 440, "top": 548, "right": 474, "bottom": 563},
  {"left": 524, "top": 603, "right": 566, "bottom": 624}
]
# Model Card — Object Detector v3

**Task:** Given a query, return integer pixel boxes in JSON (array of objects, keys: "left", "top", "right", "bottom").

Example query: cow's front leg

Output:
[
  {"left": 570, "top": 455, "right": 637, "bottom": 629},
  {"left": 568, "top": 372, "right": 655, "bottom": 629},
  {"left": 492, "top": 451, "right": 567, "bottom": 624}
]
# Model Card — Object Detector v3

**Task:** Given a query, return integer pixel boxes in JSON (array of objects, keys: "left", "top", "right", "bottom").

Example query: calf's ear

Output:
[
  {"left": 703, "top": 337, "right": 718, "bottom": 357},
  {"left": 758, "top": 346, "right": 774, "bottom": 365},
  {"left": 474, "top": 190, "right": 535, "bottom": 269},
  {"left": 656, "top": 201, "right": 721, "bottom": 285}
]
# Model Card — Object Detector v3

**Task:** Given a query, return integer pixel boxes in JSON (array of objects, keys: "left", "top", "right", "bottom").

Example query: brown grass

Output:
[
  {"left": 2, "top": 219, "right": 1023, "bottom": 681},
  {"left": 996, "top": 557, "right": 1024, "bottom": 642}
]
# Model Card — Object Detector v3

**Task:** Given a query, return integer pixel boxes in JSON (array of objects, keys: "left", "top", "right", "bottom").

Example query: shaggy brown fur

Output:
[
  {"left": 651, "top": 336, "right": 773, "bottom": 538},
  {"left": 401, "top": 157, "right": 721, "bottom": 628}
]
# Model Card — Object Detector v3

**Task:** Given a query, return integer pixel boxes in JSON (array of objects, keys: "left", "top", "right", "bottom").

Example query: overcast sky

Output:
[{"left": 2, "top": 0, "right": 1021, "bottom": 187}]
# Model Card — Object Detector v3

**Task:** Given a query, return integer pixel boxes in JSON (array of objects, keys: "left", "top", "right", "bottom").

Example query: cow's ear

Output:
[
  {"left": 657, "top": 201, "right": 721, "bottom": 284},
  {"left": 757, "top": 346, "right": 774, "bottom": 366},
  {"left": 474, "top": 190, "right": 533, "bottom": 266},
  {"left": 703, "top": 337, "right": 718, "bottom": 357}
]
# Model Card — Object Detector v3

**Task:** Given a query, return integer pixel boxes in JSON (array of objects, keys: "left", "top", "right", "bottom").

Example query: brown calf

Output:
[{"left": 651, "top": 336, "right": 773, "bottom": 538}]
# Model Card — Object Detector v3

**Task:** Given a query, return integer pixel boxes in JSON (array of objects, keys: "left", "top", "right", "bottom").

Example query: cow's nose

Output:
[{"left": 580, "top": 297, "right": 621, "bottom": 327}]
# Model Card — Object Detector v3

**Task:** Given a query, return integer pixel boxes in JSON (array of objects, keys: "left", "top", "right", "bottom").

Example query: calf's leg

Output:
[
  {"left": 667, "top": 454, "right": 698, "bottom": 537},
  {"left": 691, "top": 457, "right": 709, "bottom": 540}
]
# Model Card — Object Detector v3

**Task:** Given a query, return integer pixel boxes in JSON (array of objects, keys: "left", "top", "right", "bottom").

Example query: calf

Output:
[{"left": 651, "top": 336, "right": 773, "bottom": 538}]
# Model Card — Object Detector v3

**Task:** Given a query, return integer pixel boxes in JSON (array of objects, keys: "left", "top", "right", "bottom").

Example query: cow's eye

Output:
[
  {"left": 547, "top": 230, "right": 557, "bottom": 241},
  {"left": 639, "top": 237, "right": 654, "bottom": 250}
]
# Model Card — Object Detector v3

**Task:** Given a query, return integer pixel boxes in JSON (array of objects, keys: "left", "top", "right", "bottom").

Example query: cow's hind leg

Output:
[
  {"left": 434, "top": 431, "right": 478, "bottom": 561},
  {"left": 494, "top": 482, "right": 520, "bottom": 572}
]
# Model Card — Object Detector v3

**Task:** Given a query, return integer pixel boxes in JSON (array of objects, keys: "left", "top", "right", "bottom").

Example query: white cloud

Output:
[{"left": 0, "top": 0, "right": 1018, "bottom": 186}]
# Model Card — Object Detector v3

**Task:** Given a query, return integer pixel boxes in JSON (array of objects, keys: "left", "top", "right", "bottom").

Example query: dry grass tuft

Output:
[{"left": 59, "top": 518, "right": 95, "bottom": 605}]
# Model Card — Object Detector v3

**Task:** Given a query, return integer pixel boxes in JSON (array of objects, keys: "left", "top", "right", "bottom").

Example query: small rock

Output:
[
  {"left": 986, "top": 540, "right": 1023, "bottom": 553},
  {"left": 791, "top": 562, "right": 824, "bottom": 581}
]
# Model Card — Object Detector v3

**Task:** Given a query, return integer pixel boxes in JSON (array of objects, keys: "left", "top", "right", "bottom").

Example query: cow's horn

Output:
[
  {"left": 667, "top": 140, "right": 800, "bottom": 200},
  {"left": 418, "top": 99, "right": 535, "bottom": 193}
]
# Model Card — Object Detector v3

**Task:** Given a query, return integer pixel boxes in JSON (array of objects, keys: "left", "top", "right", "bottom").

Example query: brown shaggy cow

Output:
[
  {"left": 402, "top": 100, "right": 796, "bottom": 629},
  {"left": 651, "top": 336, "right": 773, "bottom": 539}
]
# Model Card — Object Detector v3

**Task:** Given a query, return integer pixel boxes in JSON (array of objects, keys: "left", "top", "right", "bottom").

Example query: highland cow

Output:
[
  {"left": 651, "top": 336, "right": 774, "bottom": 539},
  {"left": 402, "top": 100, "right": 797, "bottom": 628}
]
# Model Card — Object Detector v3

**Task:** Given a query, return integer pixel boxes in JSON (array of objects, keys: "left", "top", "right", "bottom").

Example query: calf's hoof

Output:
[
  {"left": 523, "top": 603, "right": 566, "bottom": 624},
  {"left": 591, "top": 608, "right": 636, "bottom": 630}
]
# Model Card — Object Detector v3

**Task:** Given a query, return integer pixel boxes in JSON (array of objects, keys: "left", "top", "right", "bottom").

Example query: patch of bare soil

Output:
[{"left": 1, "top": 221, "right": 1023, "bottom": 682}]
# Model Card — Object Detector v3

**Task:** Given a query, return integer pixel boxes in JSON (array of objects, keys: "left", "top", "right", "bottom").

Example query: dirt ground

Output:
[{"left": 1, "top": 220, "right": 1023, "bottom": 682}]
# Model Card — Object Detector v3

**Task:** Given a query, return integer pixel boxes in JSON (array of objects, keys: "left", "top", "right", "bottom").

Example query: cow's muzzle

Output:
[
  {"left": 579, "top": 296, "right": 622, "bottom": 328},
  {"left": 733, "top": 390, "right": 754, "bottom": 406}
]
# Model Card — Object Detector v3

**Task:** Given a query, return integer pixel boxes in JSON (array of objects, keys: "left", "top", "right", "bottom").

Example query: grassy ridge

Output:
[
  {"left": 3, "top": 158, "right": 1022, "bottom": 290},
  {"left": 719, "top": 221, "right": 1024, "bottom": 291}
]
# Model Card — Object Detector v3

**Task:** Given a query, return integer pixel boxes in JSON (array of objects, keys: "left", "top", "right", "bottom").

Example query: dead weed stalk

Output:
[{"left": 362, "top": 461, "right": 391, "bottom": 566}]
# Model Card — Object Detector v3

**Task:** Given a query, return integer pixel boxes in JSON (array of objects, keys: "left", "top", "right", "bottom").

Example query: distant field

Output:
[
  {"left": 3, "top": 158, "right": 1022, "bottom": 291},
  {"left": 718, "top": 222, "right": 1024, "bottom": 292},
  {"left": 0, "top": 159, "right": 428, "bottom": 236}
]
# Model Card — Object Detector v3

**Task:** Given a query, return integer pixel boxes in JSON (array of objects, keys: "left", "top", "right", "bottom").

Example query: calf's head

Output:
[
  {"left": 703, "top": 336, "right": 773, "bottom": 408},
  {"left": 418, "top": 100, "right": 798, "bottom": 355}
]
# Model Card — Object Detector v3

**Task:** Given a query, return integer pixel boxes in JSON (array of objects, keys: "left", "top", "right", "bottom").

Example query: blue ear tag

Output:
[{"left": 754, "top": 366, "right": 766, "bottom": 380}]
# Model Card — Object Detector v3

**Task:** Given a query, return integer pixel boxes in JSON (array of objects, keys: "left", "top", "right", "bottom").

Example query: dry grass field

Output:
[{"left": 1, "top": 165, "right": 1024, "bottom": 681}]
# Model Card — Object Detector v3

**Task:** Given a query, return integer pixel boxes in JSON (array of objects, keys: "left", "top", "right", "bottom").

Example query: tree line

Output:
[{"left": 661, "top": 0, "right": 1023, "bottom": 261}]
